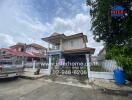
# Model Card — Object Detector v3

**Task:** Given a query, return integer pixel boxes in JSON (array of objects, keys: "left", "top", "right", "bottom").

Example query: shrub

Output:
[{"left": 106, "top": 44, "right": 132, "bottom": 80}]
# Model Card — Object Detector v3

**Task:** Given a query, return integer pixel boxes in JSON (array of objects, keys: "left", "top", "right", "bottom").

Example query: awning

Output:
[{"left": 63, "top": 47, "right": 95, "bottom": 54}]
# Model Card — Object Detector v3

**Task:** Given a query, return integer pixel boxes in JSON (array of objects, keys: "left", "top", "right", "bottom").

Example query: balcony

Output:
[{"left": 48, "top": 45, "right": 61, "bottom": 52}]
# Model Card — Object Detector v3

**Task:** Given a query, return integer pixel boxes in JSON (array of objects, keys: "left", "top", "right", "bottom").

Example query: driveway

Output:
[{"left": 0, "top": 78, "right": 131, "bottom": 100}]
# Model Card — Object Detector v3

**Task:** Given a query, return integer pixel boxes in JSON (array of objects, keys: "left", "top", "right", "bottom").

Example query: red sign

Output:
[
  {"left": 111, "top": 10, "right": 124, "bottom": 14},
  {"left": 111, "top": 5, "right": 125, "bottom": 17}
]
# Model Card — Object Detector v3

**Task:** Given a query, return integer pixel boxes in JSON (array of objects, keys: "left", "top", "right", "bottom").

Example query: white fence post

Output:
[
  {"left": 48, "top": 55, "right": 52, "bottom": 75},
  {"left": 86, "top": 54, "right": 91, "bottom": 78},
  {"left": 33, "top": 60, "right": 36, "bottom": 70},
  {"left": 22, "top": 61, "right": 24, "bottom": 67}
]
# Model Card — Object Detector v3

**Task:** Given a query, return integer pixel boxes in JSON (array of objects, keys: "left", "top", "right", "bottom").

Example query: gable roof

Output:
[
  {"left": 98, "top": 48, "right": 105, "bottom": 56},
  {"left": 10, "top": 43, "right": 26, "bottom": 48},
  {"left": 10, "top": 43, "right": 46, "bottom": 50},
  {"left": 42, "top": 33, "right": 88, "bottom": 44},
  {"left": 51, "top": 32, "right": 60, "bottom": 36},
  {"left": 28, "top": 43, "right": 46, "bottom": 50}
]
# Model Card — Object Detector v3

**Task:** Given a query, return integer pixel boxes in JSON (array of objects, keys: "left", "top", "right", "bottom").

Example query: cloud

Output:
[
  {"left": 0, "top": 0, "right": 46, "bottom": 47},
  {"left": 0, "top": 0, "right": 103, "bottom": 55},
  {"left": 46, "top": 13, "right": 103, "bottom": 55},
  {"left": 47, "top": 13, "right": 91, "bottom": 34},
  {"left": 0, "top": 33, "right": 15, "bottom": 47}
]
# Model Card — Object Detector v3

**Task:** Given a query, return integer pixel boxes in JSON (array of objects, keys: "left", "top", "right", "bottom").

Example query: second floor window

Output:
[{"left": 70, "top": 40, "right": 74, "bottom": 47}]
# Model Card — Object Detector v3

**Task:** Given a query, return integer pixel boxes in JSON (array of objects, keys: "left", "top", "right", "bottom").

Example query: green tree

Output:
[
  {"left": 87, "top": 0, "right": 132, "bottom": 80},
  {"left": 87, "top": 0, "right": 132, "bottom": 45}
]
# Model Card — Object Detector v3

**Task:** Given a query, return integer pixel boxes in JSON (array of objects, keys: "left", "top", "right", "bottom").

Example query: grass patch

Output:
[{"left": 90, "top": 65, "right": 107, "bottom": 72}]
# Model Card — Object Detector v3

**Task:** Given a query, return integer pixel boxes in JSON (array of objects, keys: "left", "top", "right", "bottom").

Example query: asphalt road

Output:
[{"left": 0, "top": 78, "right": 131, "bottom": 100}]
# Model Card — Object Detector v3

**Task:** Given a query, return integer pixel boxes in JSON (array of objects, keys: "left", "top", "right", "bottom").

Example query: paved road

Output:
[{"left": 0, "top": 78, "right": 131, "bottom": 100}]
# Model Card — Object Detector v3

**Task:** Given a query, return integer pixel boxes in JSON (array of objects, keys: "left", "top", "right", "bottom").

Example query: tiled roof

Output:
[
  {"left": 50, "top": 32, "right": 60, "bottom": 36},
  {"left": 10, "top": 43, "right": 26, "bottom": 48},
  {"left": 0, "top": 48, "right": 37, "bottom": 57},
  {"left": 28, "top": 43, "right": 46, "bottom": 49},
  {"left": 10, "top": 43, "right": 46, "bottom": 50}
]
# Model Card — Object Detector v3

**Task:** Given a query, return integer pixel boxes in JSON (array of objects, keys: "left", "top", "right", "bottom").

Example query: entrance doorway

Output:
[{"left": 51, "top": 54, "right": 60, "bottom": 73}]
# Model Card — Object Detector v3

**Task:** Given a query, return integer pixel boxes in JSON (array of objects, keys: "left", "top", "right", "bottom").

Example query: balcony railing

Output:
[{"left": 48, "top": 45, "right": 61, "bottom": 51}]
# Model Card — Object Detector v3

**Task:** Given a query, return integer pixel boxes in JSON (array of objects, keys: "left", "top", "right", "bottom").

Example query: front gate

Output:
[
  {"left": 59, "top": 64, "right": 87, "bottom": 76},
  {"left": 52, "top": 54, "right": 88, "bottom": 76}
]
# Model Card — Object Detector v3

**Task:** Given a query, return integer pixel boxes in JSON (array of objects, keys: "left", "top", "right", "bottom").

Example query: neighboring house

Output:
[
  {"left": 42, "top": 33, "right": 95, "bottom": 64},
  {"left": 97, "top": 48, "right": 117, "bottom": 72},
  {"left": 97, "top": 48, "right": 106, "bottom": 66},
  {"left": 0, "top": 48, "right": 36, "bottom": 64},
  {"left": 98, "top": 48, "right": 106, "bottom": 61},
  {"left": 9, "top": 43, "right": 26, "bottom": 52},
  {"left": 0, "top": 43, "right": 47, "bottom": 64},
  {"left": 91, "top": 56, "right": 99, "bottom": 65},
  {"left": 10, "top": 43, "right": 47, "bottom": 60}
]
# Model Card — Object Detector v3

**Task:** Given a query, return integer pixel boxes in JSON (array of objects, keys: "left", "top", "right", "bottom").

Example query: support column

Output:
[
  {"left": 48, "top": 43, "right": 50, "bottom": 51},
  {"left": 33, "top": 60, "right": 36, "bottom": 70},
  {"left": 22, "top": 61, "right": 24, "bottom": 67},
  {"left": 48, "top": 55, "right": 52, "bottom": 75},
  {"left": 86, "top": 54, "right": 91, "bottom": 78},
  {"left": 60, "top": 39, "right": 62, "bottom": 50}
]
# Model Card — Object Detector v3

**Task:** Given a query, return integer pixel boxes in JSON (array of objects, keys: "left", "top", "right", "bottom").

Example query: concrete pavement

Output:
[{"left": 0, "top": 78, "right": 131, "bottom": 100}]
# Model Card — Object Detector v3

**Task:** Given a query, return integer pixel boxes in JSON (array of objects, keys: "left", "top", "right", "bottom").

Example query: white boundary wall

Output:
[
  {"left": 23, "top": 60, "right": 50, "bottom": 75},
  {"left": 89, "top": 71, "right": 114, "bottom": 80},
  {"left": 86, "top": 55, "right": 115, "bottom": 80},
  {"left": 101, "top": 60, "right": 118, "bottom": 72},
  {"left": 24, "top": 68, "right": 50, "bottom": 75}
]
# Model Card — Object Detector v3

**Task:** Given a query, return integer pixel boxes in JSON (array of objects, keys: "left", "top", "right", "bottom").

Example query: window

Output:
[
  {"left": 2, "top": 51, "right": 6, "bottom": 54},
  {"left": 71, "top": 40, "right": 74, "bottom": 47}
]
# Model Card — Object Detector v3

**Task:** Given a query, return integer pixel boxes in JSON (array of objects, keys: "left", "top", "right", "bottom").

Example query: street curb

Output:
[
  {"left": 91, "top": 83, "right": 132, "bottom": 97},
  {"left": 99, "top": 88, "right": 132, "bottom": 97}
]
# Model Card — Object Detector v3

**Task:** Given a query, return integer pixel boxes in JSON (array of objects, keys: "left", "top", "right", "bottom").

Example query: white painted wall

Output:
[
  {"left": 26, "top": 47, "right": 40, "bottom": 53},
  {"left": 62, "top": 38, "right": 85, "bottom": 50},
  {"left": 24, "top": 68, "right": 50, "bottom": 75},
  {"left": 89, "top": 71, "right": 114, "bottom": 80}
]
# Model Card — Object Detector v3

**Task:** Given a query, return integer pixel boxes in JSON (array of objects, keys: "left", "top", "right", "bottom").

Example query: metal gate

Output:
[{"left": 52, "top": 54, "right": 88, "bottom": 76}]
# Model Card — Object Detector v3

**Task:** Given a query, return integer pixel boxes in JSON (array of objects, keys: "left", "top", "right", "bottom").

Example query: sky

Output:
[{"left": 0, "top": 0, "right": 103, "bottom": 55}]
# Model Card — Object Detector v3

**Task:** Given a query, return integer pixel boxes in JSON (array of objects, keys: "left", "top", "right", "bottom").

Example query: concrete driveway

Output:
[{"left": 0, "top": 78, "right": 131, "bottom": 100}]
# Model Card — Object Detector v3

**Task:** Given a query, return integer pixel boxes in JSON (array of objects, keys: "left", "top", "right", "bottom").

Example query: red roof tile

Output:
[{"left": 0, "top": 48, "right": 37, "bottom": 57}]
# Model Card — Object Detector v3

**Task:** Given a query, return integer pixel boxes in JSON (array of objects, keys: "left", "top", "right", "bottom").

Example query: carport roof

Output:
[
  {"left": 63, "top": 47, "right": 95, "bottom": 54},
  {"left": 42, "top": 33, "right": 65, "bottom": 44}
]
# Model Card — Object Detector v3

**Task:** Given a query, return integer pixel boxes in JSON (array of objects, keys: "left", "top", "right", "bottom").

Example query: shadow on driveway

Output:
[{"left": 0, "top": 77, "right": 20, "bottom": 83}]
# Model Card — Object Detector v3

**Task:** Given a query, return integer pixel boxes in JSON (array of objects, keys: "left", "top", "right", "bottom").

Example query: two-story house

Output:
[
  {"left": 42, "top": 33, "right": 95, "bottom": 65},
  {"left": 10, "top": 43, "right": 47, "bottom": 61},
  {"left": 0, "top": 43, "right": 47, "bottom": 65},
  {"left": 25, "top": 43, "right": 47, "bottom": 57}
]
